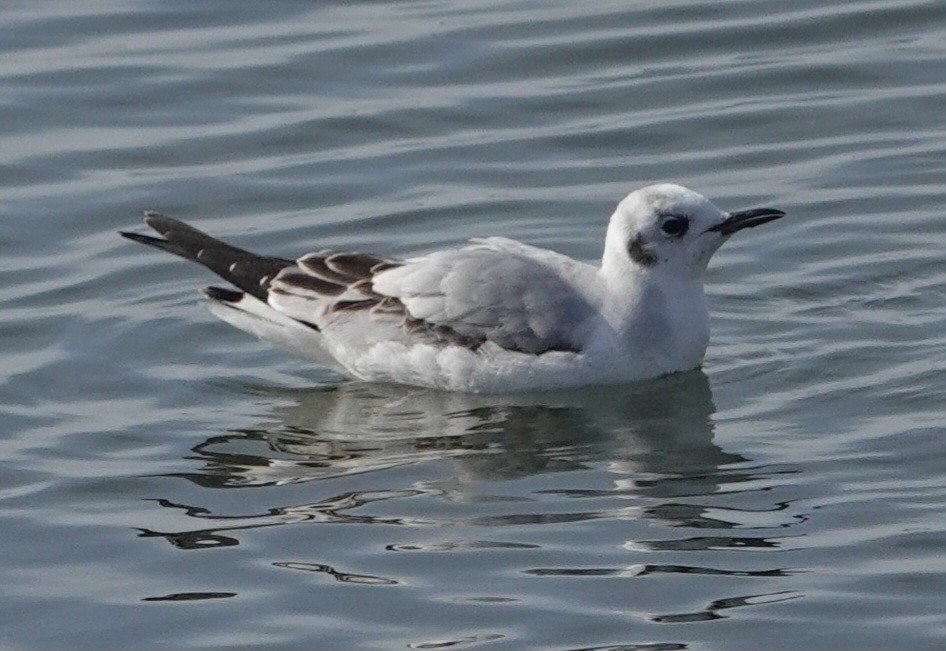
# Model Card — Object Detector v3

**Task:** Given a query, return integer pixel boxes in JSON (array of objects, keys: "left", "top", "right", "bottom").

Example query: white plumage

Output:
[{"left": 121, "top": 183, "right": 784, "bottom": 393}]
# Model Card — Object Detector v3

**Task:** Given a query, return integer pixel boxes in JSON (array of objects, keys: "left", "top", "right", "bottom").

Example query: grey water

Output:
[{"left": 3, "top": 0, "right": 946, "bottom": 648}]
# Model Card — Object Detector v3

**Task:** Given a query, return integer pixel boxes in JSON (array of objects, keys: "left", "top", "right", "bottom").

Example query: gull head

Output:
[{"left": 602, "top": 183, "right": 784, "bottom": 280}]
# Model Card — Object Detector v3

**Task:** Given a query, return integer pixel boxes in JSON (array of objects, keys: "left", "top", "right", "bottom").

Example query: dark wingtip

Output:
[
  {"left": 122, "top": 212, "right": 295, "bottom": 301},
  {"left": 142, "top": 211, "right": 184, "bottom": 235},
  {"left": 119, "top": 230, "right": 164, "bottom": 245},
  {"left": 120, "top": 210, "right": 176, "bottom": 244},
  {"left": 201, "top": 286, "right": 244, "bottom": 302}
]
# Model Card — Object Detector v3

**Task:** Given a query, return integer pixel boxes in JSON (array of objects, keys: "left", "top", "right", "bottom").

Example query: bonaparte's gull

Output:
[{"left": 121, "top": 184, "right": 784, "bottom": 393}]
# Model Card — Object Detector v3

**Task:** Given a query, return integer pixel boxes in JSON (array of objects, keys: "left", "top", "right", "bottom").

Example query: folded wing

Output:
[
  {"left": 123, "top": 214, "right": 595, "bottom": 357},
  {"left": 270, "top": 238, "right": 595, "bottom": 355}
]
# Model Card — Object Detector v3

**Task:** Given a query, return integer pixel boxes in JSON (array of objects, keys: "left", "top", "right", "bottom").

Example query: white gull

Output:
[{"left": 121, "top": 184, "right": 784, "bottom": 393}]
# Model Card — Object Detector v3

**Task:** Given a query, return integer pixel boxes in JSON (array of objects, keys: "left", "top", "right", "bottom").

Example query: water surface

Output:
[{"left": 3, "top": 1, "right": 946, "bottom": 648}]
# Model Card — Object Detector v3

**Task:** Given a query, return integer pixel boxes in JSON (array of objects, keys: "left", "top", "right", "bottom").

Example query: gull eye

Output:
[{"left": 660, "top": 215, "right": 689, "bottom": 237}]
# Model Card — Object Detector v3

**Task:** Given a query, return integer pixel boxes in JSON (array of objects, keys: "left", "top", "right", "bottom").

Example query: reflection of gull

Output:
[
  {"left": 187, "top": 370, "right": 740, "bottom": 488},
  {"left": 143, "top": 373, "right": 804, "bottom": 628},
  {"left": 145, "top": 370, "right": 789, "bottom": 556},
  {"left": 122, "top": 184, "right": 783, "bottom": 392}
]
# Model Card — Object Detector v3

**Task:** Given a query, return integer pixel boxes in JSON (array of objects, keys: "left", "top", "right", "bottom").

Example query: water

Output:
[{"left": 2, "top": 0, "right": 946, "bottom": 647}]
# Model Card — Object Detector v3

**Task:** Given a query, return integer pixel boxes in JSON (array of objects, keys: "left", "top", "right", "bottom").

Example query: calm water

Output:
[{"left": 3, "top": 0, "right": 946, "bottom": 648}]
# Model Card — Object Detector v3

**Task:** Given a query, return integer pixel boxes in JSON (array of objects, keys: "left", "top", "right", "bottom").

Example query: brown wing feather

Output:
[{"left": 274, "top": 250, "right": 490, "bottom": 350}]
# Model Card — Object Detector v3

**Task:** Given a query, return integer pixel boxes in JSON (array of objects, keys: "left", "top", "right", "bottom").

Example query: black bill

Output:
[{"left": 707, "top": 207, "right": 786, "bottom": 235}]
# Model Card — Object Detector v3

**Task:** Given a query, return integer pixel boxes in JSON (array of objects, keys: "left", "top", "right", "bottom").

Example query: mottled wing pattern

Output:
[
  {"left": 271, "top": 239, "right": 594, "bottom": 354},
  {"left": 123, "top": 214, "right": 594, "bottom": 356},
  {"left": 269, "top": 250, "right": 487, "bottom": 349}
]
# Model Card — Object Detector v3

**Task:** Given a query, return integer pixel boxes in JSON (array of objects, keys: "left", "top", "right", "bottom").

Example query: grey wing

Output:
[
  {"left": 369, "top": 240, "right": 596, "bottom": 354},
  {"left": 266, "top": 239, "right": 596, "bottom": 355},
  {"left": 121, "top": 213, "right": 595, "bottom": 356}
]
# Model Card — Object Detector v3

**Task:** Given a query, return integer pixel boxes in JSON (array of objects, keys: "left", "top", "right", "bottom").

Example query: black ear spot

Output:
[{"left": 628, "top": 233, "right": 657, "bottom": 266}]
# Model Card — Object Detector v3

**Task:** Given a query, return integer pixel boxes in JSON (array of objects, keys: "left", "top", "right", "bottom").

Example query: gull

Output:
[{"left": 120, "top": 184, "right": 784, "bottom": 393}]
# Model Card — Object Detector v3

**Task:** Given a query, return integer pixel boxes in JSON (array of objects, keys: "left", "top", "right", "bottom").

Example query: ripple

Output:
[
  {"left": 567, "top": 645, "right": 686, "bottom": 651},
  {"left": 650, "top": 591, "right": 802, "bottom": 624},
  {"left": 409, "top": 633, "right": 505, "bottom": 649},
  {"left": 142, "top": 592, "right": 237, "bottom": 602},
  {"left": 387, "top": 540, "right": 540, "bottom": 552},
  {"left": 273, "top": 562, "right": 398, "bottom": 586},
  {"left": 525, "top": 565, "right": 791, "bottom": 579}
]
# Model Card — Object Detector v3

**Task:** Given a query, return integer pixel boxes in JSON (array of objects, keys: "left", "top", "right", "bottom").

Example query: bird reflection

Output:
[
  {"left": 177, "top": 370, "right": 739, "bottom": 489},
  {"left": 143, "top": 371, "right": 789, "bottom": 553},
  {"left": 142, "top": 372, "right": 804, "bottom": 622}
]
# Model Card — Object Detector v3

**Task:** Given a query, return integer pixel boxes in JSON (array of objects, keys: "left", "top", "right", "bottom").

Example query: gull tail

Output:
[
  {"left": 121, "top": 213, "right": 345, "bottom": 369},
  {"left": 201, "top": 284, "right": 342, "bottom": 368}
]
